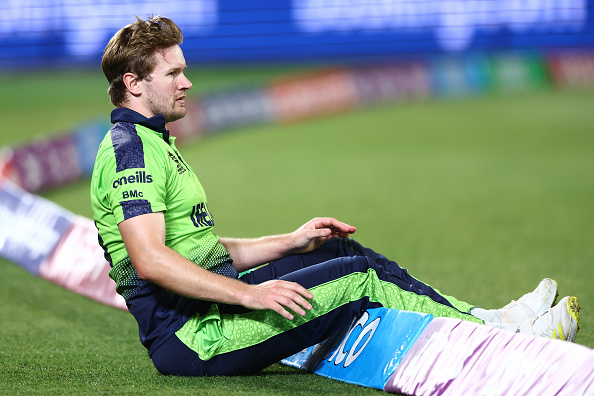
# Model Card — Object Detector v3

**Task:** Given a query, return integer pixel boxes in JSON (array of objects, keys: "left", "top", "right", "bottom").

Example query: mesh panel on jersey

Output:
[
  {"left": 109, "top": 257, "right": 142, "bottom": 306},
  {"left": 185, "top": 242, "right": 237, "bottom": 279}
]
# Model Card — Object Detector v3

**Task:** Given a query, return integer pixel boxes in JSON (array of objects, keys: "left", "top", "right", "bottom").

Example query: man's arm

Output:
[
  {"left": 118, "top": 212, "right": 314, "bottom": 320},
  {"left": 219, "top": 217, "right": 357, "bottom": 272}
]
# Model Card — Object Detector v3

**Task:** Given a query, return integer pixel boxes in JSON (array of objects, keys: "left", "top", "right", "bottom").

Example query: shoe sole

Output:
[
  {"left": 553, "top": 297, "right": 580, "bottom": 342},
  {"left": 567, "top": 296, "right": 580, "bottom": 325}
]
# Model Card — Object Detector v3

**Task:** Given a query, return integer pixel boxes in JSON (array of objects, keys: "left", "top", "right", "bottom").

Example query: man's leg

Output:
[
  {"left": 165, "top": 254, "right": 482, "bottom": 376},
  {"left": 241, "top": 238, "right": 474, "bottom": 315},
  {"left": 337, "top": 239, "right": 558, "bottom": 325},
  {"left": 244, "top": 238, "right": 555, "bottom": 321},
  {"left": 239, "top": 238, "right": 556, "bottom": 333}
]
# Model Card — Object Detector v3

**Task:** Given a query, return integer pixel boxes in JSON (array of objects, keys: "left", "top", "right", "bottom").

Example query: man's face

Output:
[{"left": 141, "top": 45, "right": 192, "bottom": 123}]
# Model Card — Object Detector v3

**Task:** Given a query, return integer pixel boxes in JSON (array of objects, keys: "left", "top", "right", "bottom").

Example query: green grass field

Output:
[{"left": 1, "top": 68, "right": 593, "bottom": 395}]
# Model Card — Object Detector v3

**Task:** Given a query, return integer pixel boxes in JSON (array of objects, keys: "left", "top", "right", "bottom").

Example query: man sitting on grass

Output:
[{"left": 91, "top": 15, "right": 581, "bottom": 376}]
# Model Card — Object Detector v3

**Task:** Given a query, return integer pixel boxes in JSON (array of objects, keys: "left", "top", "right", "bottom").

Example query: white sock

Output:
[
  {"left": 470, "top": 307, "right": 502, "bottom": 324},
  {"left": 483, "top": 321, "right": 519, "bottom": 333}
]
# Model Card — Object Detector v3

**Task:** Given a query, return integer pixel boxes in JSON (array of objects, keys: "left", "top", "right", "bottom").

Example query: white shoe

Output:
[
  {"left": 497, "top": 278, "right": 558, "bottom": 324},
  {"left": 518, "top": 296, "right": 580, "bottom": 342}
]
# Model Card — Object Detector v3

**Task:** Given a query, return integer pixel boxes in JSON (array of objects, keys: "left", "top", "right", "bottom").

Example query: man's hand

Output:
[
  {"left": 242, "top": 280, "right": 314, "bottom": 320},
  {"left": 290, "top": 217, "right": 356, "bottom": 255}
]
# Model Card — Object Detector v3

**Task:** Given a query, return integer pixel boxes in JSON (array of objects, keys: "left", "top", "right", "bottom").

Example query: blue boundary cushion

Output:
[{"left": 282, "top": 308, "right": 433, "bottom": 390}]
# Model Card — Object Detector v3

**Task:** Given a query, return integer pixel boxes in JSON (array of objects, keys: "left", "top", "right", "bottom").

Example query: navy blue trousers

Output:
[{"left": 150, "top": 238, "right": 467, "bottom": 376}]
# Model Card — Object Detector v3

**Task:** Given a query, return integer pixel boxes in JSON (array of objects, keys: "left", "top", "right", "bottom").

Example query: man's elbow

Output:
[{"left": 132, "top": 257, "right": 159, "bottom": 282}]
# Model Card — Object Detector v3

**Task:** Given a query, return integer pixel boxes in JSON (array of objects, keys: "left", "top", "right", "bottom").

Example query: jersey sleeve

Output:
[{"left": 106, "top": 123, "right": 168, "bottom": 224}]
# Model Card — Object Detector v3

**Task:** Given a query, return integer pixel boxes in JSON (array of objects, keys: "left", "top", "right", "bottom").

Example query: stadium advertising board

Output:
[
  {"left": 167, "top": 100, "right": 207, "bottom": 143},
  {"left": 268, "top": 68, "right": 357, "bottom": 122},
  {"left": 73, "top": 119, "right": 112, "bottom": 176},
  {"left": 430, "top": 55, "right": 492, "bottom": 96},
  {"left": 489, "top": 54, "right": 549, "bottom": 92},
  {"left": 351, "top": 63, "right": 432, "bottom": 104},
  {"left": 11, "top": 134, "right": 82, "bottom": 193},
  {"left": 200, "top": 88, "right": 274, "bottom": 132},
  {"left": 548, "top": 53, "right": 594, "bottom": 88},
  {"left": 1, "top": 1, "right": 592, "bottom": 68}
]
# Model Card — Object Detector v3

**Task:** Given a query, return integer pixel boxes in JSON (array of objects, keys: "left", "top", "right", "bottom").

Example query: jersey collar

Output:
[{"left": 111, "top": 108, "right": 170, "bottom": 144}]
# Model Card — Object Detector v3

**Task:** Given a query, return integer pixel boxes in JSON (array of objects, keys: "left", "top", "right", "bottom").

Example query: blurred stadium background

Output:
[{"left": 1, "top": 1, "right": 593, "bottom": 394}]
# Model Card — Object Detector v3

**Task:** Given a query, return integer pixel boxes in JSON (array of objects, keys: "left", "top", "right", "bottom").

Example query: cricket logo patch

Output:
[{"left": 190, "top": 202, "right": 214, "bottom": 228}]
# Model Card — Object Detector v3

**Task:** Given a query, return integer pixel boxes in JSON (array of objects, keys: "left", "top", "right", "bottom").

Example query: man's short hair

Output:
[{"left": 102, "top": 16, "right": 183, "bottom": 107}]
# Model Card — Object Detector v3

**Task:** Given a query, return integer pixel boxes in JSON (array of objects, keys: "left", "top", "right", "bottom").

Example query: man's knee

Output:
[{"left": 309, "top": 237, "right": 367, "bottom": 259}]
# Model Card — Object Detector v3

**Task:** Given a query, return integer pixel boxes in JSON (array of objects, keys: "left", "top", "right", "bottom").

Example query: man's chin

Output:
[{"left": 164, "top": 109, "right": 187, "bottom": 123}]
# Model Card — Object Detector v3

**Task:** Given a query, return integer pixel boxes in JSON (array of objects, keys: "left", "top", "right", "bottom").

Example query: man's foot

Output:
[
  {"left": 497, "top": 278, "right": 558, "bottom": 324},
  {"left": 518, "top": 296, "right": 580, "bottom": 342}
]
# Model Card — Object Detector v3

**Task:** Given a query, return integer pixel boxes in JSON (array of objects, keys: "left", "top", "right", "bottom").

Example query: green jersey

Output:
[{"left": 90, "top": 108, "right": 236, "bottom": 353}]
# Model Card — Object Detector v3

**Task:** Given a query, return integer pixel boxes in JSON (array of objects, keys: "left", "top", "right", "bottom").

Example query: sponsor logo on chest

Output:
[{"left": 168, "top": 152, "right": 187, "bottom": 175}]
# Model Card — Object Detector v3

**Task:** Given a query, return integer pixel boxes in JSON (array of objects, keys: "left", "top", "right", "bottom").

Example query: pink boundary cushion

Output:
[
  {"left": 385, "top": 318, "right": 594, "bottom": 395},
  {"left": 39, "top": 216, "right": 126, "bottom": 311}
]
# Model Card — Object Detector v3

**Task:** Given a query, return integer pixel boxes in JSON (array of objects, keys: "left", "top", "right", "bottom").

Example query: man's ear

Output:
[{"left": 123, "top": 72, "right": 142, "bottom": 97}]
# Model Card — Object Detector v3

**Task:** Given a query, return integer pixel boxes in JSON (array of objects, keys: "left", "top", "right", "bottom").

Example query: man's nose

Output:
[{"left": 180, "top": 74, "right": 192, "bottom": 90}]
